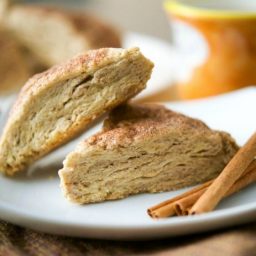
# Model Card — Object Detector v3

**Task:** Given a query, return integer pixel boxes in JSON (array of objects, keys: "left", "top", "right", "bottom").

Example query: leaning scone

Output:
[
  {"left": 0, "top": 48, "right": 153, "bottom": 175},
  {"left": 5, "top": 4, "right": 121, "bottom": 66},
  {"left": 59, "top": 104, "right": 239, "bottom": 204}
]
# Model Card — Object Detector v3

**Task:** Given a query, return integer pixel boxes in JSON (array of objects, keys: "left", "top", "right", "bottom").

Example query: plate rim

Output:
[
  {"left": 0, "top": 198, "right": 256, "bottom": 229},
  {"left": 0, "top": 199, "right": 255, "bottom": 240},
  {"left": 1, "top": 90, "right": 256, "bottom": 238}
]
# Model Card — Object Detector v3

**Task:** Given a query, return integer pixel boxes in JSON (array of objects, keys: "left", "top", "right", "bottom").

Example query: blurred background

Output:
[
  {"left": 1, "top": 0, "right": 174, "bottom": 100},
  {"left": 24, "top": 0, "right": 171, "bottom": 41},
  {"left": 2, "top": 0, "right": 255, "bottom": 99}
]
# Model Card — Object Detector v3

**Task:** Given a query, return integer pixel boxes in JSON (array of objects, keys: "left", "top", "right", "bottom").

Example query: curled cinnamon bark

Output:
[
  {"left": 148, "top": 159, "right": 256, "bottom": 219},
  {"left": 190, "top": 132, "right": 256, "bottom": 215}
]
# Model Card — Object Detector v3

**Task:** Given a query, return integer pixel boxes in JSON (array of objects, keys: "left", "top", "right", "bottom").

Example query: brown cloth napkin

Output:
[{"left": 1, "top": 220, "right": 256, "bottom": 256}]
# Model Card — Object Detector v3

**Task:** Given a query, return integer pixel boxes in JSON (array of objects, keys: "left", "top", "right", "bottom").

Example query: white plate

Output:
[{"left": 0, "top": 87, "right": 256, "bottom": 240}]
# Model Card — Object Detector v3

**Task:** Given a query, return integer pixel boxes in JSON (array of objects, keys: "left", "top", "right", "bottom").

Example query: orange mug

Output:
[{"left": 164, "top": 0, "right": 256, "bottom": 99}]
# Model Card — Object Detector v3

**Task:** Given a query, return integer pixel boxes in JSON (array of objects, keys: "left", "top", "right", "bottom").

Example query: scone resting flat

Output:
[
  {"left": 59, "top": 104, "right": 239, "bottom": 204},
  {"left": 0, "top": 47, "right": 153, "bottom": 175},
  {"left": 4, "top": 4, "right": 121, "bottom": 66}
]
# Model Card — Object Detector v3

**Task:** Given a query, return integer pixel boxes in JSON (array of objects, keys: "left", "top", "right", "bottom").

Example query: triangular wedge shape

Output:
[
  {"left": 0, "top": 48, "right": 153, "bottom": 175},
  {"left": 4, "top": 4, "right": 121, "bottom": 66},
  {"left": 59, "top": 104, "right": 239, "bottom": 204}
]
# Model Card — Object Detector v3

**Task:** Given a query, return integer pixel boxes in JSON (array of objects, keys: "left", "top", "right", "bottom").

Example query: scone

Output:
[
  {"left": 4, "top": 4, "right": 121, "bottom": 66},
  {"left": 59, "top": 104, "right": 239, "bottom": 204},
  {"left": 0, "top": 28, "right": 34, "bottom": 95},
  {"left": 0, "top": 47, "right": 153, "bottom": 175},
  {"left": 0, "top": 1, "right": 45, "bottom": 94}
]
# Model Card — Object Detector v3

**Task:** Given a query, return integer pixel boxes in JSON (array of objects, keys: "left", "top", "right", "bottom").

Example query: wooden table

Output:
[{"left": 1, "top": 220, "right": 256, "bottom": 256}]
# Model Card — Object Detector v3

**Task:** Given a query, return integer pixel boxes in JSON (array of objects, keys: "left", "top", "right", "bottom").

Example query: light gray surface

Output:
[{"left": 24, "top": 0, "right": 171, "bottom": 41}]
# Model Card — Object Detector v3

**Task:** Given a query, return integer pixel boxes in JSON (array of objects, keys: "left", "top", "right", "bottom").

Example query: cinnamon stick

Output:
[
  {"left": 147, "top": 180, "right": 212, "bottom": 218},
  {"left": 175, "top": 160, "right": 256, "bottom": 216},
  {"left": 148, "top": 159, "right": 256, "bottom": 219},
  {"left": 225, "top": 160, "right": 256, "bottom": 197},
  {"left": 190, "top": 132, "right": 256, "bottom": 215},
  {"left": 175, "top": 189, "right": 204, "bottom": 216}
]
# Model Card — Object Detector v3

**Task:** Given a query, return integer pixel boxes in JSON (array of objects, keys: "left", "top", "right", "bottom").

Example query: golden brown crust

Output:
[{"left": 86, "top": 104, "right": 211, "bottom": 149}]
